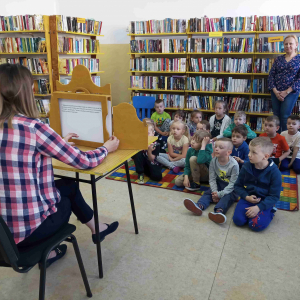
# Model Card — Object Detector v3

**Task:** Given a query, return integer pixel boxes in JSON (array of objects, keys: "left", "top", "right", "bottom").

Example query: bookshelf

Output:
[
  {"left": 0, "top": 15, "right": 53, "bottom": 120},
  {"left": 49, "top": 15, "right": 104, "bottom": 91},
  {"left": 128, "top": 16, "right": 300, "bottom": 132}
]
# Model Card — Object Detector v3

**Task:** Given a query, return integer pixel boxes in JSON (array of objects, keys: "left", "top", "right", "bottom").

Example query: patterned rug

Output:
[{"left": 106, "top": 161, "right": 299, "bottom": 211}]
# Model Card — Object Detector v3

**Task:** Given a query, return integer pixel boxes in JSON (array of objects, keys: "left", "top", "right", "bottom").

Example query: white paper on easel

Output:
[
  {"left": 59, "top": 99, "right": 111, "bottom": 143},
  {"left": 106, "top": 100, "right": 112, "bottom": 137}
]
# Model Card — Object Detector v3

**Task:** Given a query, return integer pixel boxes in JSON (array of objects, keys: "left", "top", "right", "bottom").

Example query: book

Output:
[
  {"left": 130, "top": 75, "right": 185, "bottom": 90},
  {"left": 0, "top": 15, "right": 44, "bottom": 31},
  {"left": 59, "top": 58, "right": 100, "bottom": 74}
]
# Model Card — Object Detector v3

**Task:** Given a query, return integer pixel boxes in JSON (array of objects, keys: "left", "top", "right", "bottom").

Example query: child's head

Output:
[
  {"left": 214, "top": 100, "right": 227, "bottom": 117},
  {"left": 214, "top": 138, "right": 233, "bottom": 158},
  {"left": 0, "top": 64, "right": 39, "bottom": 128},
  {"left": 249, "top": 137, "right": 273, "bottom": 164},
  {"left": 191, "top": 130, "right": 211, "bottom": 150},
  {"left": 287, "top": 115, "right": 300, "bottom": 134},
  {"left": 232, "top": 124, "right": 247, "bottom": 147},
  {"left": 190, "top": 110, "right": 202, "bottom": 124},
  {"left": 171, "top": 120, "right": 190, "bottom": 140},
  {"left": 234, "top": 111, "right": 246, "bottom": 126},
  {"left": 173, "top": 110, "right": 185, "bottom": 122},
  {"left": 154, "top": 99, "right": 165, "bottom": 115},
  {"left": 143, "top": 118, "right": 155, "bottom": 136},
  {"left": 197, "top": 120, "right": 210, "bottom": 132},
  {"left": 264, "top": 115, "right": 280, "bottom": 137}
]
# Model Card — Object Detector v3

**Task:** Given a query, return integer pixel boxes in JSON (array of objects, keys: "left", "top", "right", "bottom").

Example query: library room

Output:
[{"left": 0, "top": 0, "right": 300, "bottom": 299}]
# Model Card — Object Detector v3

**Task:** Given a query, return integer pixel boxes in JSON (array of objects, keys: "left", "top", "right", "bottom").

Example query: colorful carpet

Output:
[{"left": 106, "top": 161, "right": 299, "bottom": 211}]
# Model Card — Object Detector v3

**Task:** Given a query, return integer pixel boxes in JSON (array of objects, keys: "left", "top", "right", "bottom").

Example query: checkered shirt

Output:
[{"left": 0, "top": 115, "right": 108, "bottom": 244}]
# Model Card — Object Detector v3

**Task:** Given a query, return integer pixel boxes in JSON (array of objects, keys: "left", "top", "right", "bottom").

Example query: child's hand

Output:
[
  {"left": 211, "top": 137, "right": 217, "bottom": 142},
  {"left": 246, "top": 195, "right": 261, "bottom": 204},
  {"left": 211, "top": 192, "right": 220, "bottom": 203},
  {"left": 233, "top": 156, "right": 243, "bottom": 164},
  {"left": 63, "top": 133, "right": 79, "bottom": 146},
  {"left": 183, "top": 176, "right": 190, "bottom": 188},
  {"left": 202, "top": 136, "right": 210, "bottom": 146},
  {"left": 288, "top": 163, "right": 292, "bottom": 169},
  {"left": 168, "top": 154, "right": 174, "bottom": 161},
  {"left": 148, "top": 143, "right": 155, "bottom": 151},
  {"left": 245, "top": 206, "right": 260, "bottom": 218},
  {"left": 162, "top": 132, "right": 169, "bottom": 136}
]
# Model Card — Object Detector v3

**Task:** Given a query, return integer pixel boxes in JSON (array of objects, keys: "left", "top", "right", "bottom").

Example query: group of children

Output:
[{"left": 133, "top": 98, "right": 300, "bottom": 232}]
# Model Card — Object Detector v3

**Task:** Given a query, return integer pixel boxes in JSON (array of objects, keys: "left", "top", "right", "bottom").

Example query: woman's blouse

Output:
[
  {"left": 0, "top": 115, "right": 108, "bottom": 244},
  {"left": 268, "top": 54, "right": 300, "bottom": 92}
]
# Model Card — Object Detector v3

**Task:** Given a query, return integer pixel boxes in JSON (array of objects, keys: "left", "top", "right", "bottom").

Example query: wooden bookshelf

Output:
[{"left": 49, "top": 15, "right": 104, "bottom": 91}]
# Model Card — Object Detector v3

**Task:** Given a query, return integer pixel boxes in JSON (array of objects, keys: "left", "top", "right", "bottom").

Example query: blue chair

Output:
[{"left": 132, "top": 96, "right": 155, "bottom": 121}]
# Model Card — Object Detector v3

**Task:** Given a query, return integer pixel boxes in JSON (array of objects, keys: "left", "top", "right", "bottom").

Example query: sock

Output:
[{"left": 215, "top": 209, "right": 223, "bottom": 213}]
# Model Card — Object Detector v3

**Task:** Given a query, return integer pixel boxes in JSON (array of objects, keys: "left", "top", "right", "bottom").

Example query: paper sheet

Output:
[{"left": 59, "top": 99, "right": 112, "bottom": 143}]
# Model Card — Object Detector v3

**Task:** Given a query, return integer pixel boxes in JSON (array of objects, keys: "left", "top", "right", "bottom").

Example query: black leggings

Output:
[{"left": 18, "top": 179, "right": 93, "bottom": 247}]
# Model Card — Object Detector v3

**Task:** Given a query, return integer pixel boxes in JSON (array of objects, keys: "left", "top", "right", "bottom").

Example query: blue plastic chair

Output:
[{"left": 132, "top": 96, "right": 156, "bottom": 121}]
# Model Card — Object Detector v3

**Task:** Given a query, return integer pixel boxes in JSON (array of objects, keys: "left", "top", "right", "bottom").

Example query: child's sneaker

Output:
[
  {"left": 208, "top": 211, "right": 227, "bottom": 224},
  {"left": 183, "top": 198, "right": 202, "bottom": 216},
  {"left": 172, "top": 166, "right": 181, "bottom": 174},
  {"left": 186, "top": 182, "right": 201, "bottom": 191},
  {"left": 137, "top": 174, "right": 144, "bottom": 185}
]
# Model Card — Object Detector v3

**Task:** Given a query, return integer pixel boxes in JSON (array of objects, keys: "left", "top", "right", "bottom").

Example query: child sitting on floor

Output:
[
  {"left": 160, "top": 109, "right": 185, "bottom": 133},
  {"left": 175, "top": 130, "right": 212, "bottom": 191},
  {"left": 209, "top": 100, "right": 231, "bottom": 141},
  {"left": 197, "top": 120, "right": 210, "bottom": 133},
  {"left": 231, "top": 124, "right": 249, "bottom": 169},
  {"left": 133, "top": 119, "right": 162, "bottom": 184},
  {"left": 223, "top": 111, "right": 256, "bottom": 140},
  {"left": 259, "top": 115, "right": 290, "bottom": 166},
  {"left": 183, "top": 138, "right": 239, "bottom": 224},
  {"left": 156, "top": 120, "right": 190, "bottom": 174},
  {"left": 280, "top": 115, "right": 300, "bottom": 174},
  {"left": 187, "top": 110, "right": 203, "bottom": 136},
  {"left": 233, "top": 137, "right": 282, "bottom": 232}
]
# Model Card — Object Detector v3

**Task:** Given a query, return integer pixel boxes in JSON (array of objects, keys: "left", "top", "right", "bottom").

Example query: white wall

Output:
[{"left": 1, "top": 0, "right": 300, "bottom": 44}]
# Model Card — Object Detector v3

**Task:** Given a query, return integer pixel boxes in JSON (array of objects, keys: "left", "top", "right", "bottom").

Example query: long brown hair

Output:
[{"left": 0, "top": 64, "right": 39, "bottom": 128}]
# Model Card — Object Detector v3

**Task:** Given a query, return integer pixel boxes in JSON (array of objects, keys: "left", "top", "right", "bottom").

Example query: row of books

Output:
[
  {"left": 188, "top": 37, "right": 255, "bottom": 53},
  {"left": 257, "top": 15, "right": 300, "bottom": 31},
  {"left": 129, "top": 19, "right": 187, "bottom": 34},
  {"left": 189, "top": 57, "right": 252, "bottom": 73},
  {"left": 189, "top": 16, "right": 257, "bottom": 32},
  {"left": 130, "top": 75, "right": 185, "bottom": 90},
  {"left": 59, "top": 58, "right": 100, "bottom": 74},
  {"left": 0, "top": 37, "right": 46, "bottom": 53},
  {"left": 130, "top": 58, "right": 186, "bottom": 72},
  {"left": 249, "top": 117, "right": 265, "bottom": 132},
  {"left": 257, "top": 37, "right": 300, "bottom": 53},
  {"left": 187, "top": 76, "right": 251, "bottom": 93},
  {"left": 33, "top": 79, "right": 50, "bottom": 94},
  {"left": 130, "top": 39, "right": 187, "bottom": 53},
  {"left": 133, "top": 92, "right": 184, "bottom": 108},
  {"left": 292, "top": 100, "right": 300, "bottom": 115},
  {"left": 58, "top": 37, "right": 100, "bottom": 54},
  {"left": 249, "top": 98, "right": 272, "bottom": 113},
  {"left": 0, "top": 15, "right": 44, "bottom": 31},
  {"left": 253, "top": 58, "right": 274, "bottom": 73},
  {"left": 60, "top": 75, "right": 101, "bottom": 87},
  {"left": 0, "top": 57, "right": 48, "bottom": 74},
  {"left": 56, "top": 16, "right": 102, "bottom": 35},
  {"left": 186, "top": 95, "right": 211, "bottom": 109},
  {"left": 40, "top": 117, "right": 50, "bottom": 125},
  {"left": 36, "top": 99, "right": 50, "bottom": 114},
  {"left": 252, "top": 79, "right": 268, "bottom": 94},
  {"left": 227, "top": 97, "right": 249, "bottom": 112}
]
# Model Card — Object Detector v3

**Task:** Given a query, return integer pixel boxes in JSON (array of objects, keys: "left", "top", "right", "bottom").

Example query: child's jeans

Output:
[
  {"left": 233, "top": 198, "right": 275, "bottom": 232},
  {"left": 156, "top": 153, "right": 185, "bottom": 169},
  {"left": 175, "top": 156, "right": 209, "bottom": 186},
  {"left": 197, "top": 179, "right": 237, "bottom": 214},
  {"left": 280, "top": 157, "right": 300, "bottom": 174}
]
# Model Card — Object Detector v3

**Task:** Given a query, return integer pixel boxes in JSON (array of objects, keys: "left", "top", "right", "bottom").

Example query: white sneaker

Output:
[{"left": 208, "top": 212, "right": 227, "bottom": 224}]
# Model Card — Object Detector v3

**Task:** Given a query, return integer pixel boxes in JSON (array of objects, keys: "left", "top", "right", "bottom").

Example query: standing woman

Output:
[{"left": 268, "top": 35, "right": 300, "bottom": 132}]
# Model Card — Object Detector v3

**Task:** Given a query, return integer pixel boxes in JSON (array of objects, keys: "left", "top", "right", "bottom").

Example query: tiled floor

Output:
[{"left": 1, "top": 170, "right": 299, "bottom": 300}]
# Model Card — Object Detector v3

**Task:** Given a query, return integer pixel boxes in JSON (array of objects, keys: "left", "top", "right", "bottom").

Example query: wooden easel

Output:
[{"left": 50, "top": 65, "right": 149, "bottom": 150}]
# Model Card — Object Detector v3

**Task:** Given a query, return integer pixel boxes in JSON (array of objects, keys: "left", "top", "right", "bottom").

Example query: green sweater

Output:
[
  {"left": 184, "top": 144, "right": 213, "bottom": 176},
  {"left": 223, "top": 123, "right": 257, "bottom": 139}
]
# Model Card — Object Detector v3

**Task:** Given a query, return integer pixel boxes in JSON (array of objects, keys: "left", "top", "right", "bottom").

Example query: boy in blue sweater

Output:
[
  {"left": 231, "top": 124, "right": 249, "bottom": 169},
  {"left": 233, "top": 137, "right": 282, "bottom": 232}
]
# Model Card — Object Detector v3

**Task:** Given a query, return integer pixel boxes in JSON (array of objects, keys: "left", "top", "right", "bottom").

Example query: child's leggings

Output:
[
  {"left": 280, "top": 157, "right": 300, "bottom": 174},
  {"left": 156, "top": 153, "right": 185, "bottom": 169},
  {"left": 233, "top": 199, "right": 275, "bottom": 232}
]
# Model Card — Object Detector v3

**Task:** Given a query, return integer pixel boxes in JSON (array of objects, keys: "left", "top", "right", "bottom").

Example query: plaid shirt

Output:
[{"left": 0, "top": 115, "right": 108, "bottom": 244}]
